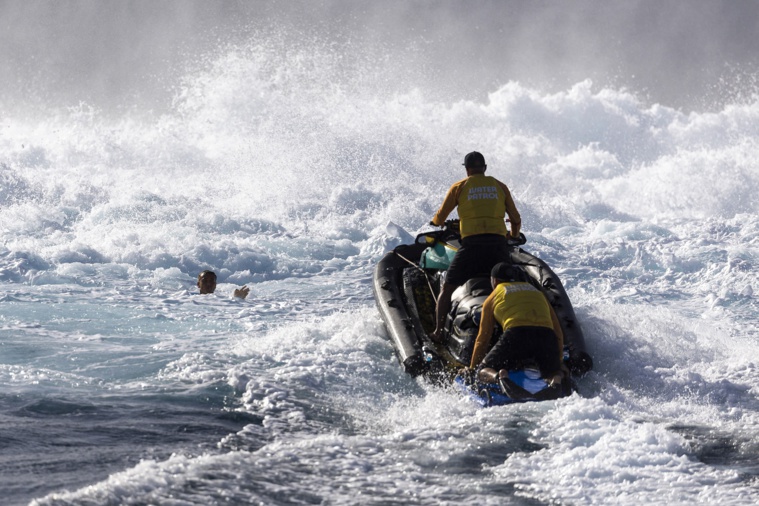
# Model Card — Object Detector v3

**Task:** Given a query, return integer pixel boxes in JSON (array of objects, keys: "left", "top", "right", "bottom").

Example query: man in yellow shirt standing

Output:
[{"left": 430, "top": 151, "right": 521, "bottom": 342}]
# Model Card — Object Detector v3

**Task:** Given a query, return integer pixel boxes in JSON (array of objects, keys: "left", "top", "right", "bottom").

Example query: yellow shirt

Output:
[
  {"left": 492, "top": 282, "right": 554, "bottom": 329},
  {"left": 469, "top": 282, "right": 564, "bottom": 368},
  {"left": 431, "top": 174, "right": 521, "bottom": 239}
]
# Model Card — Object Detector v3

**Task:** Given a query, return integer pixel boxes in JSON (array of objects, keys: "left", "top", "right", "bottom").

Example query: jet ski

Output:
[{"left": 373, "top": 220, "right": 593, "bottom": 406}]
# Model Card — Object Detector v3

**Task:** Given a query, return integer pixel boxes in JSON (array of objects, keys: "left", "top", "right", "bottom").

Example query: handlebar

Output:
[
  {"left": 432, "top": 219, "right": 526, "bottom": 246},
  {"left": 506, "top": 232, "right": 527, "bottom": 247}
]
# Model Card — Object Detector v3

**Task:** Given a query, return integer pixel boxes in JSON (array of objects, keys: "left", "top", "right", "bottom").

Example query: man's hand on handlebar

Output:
[{"left": 506, "top": 232, "right": 527, "bottom": 246}]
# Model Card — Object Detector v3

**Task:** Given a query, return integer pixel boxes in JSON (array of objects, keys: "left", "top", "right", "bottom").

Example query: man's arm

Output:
[
  {"left": 470, "top": 292, "right": 497, "bottom": 368},
  {"left": 498, "top": 181, "right": 521, "bottom": 237},
  {"left": 431, "top": 182, "right": 462, "bottom": 226}
]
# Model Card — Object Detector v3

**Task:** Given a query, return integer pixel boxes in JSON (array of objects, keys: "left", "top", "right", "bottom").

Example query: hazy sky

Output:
[{"left": 2, "top": 0, "right": 759, "bottom": 114}]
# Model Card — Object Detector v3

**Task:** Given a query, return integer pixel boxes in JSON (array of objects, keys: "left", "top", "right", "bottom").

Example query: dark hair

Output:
[
  {"left": 198, "top": 270, "right": 217, "bottom": 281},
  {"left": 462, "top": 151, "right": 487, "bottom": 169},
  {"left": 490, "top": 262, "right": 525, "bottom": 282}
]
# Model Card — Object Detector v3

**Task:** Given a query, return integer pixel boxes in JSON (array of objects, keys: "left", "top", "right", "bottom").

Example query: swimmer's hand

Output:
[{"left": 233, "top": 286, "right": 250, "bottom": 299}]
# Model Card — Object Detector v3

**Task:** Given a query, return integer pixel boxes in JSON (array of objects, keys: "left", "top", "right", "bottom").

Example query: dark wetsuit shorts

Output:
[
  {"left": 482, "top": 326, "right": 561, "bottom": 378},
  {"left": 446, "top": 234, "right": 510, "bottom": 287}
]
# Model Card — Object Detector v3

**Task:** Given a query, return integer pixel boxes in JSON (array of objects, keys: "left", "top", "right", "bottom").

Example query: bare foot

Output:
[{"left": 547, "top": 374, "right": 563, "bottom": 388}]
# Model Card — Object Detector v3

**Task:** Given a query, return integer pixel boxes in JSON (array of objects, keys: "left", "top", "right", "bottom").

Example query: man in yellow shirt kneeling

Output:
[{"left": 470, "top": 262, "right": 564, "bottom": 390}]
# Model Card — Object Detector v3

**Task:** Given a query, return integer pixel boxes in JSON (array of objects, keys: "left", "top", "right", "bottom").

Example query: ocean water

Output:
[{"left": 3, "top": 10, "right": 759, "bottom": 506}]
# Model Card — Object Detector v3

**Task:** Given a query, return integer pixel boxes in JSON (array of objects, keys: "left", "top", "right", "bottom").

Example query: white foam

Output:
[{"left": 4, "top": 35, "right": 759, "bottom": 505}]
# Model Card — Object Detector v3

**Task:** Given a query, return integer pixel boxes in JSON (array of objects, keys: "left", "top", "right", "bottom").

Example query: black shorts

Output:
[
  {"left": 482, "top": 326, "right": 561, "bottom": 378},
  {"left": 445, "top": 234, "right": 510, "bottom": 287}
]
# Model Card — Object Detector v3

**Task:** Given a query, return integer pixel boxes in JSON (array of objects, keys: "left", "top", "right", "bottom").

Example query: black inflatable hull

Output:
[{"left": 373, "top": 242, "right": 429, "bottom": 376}]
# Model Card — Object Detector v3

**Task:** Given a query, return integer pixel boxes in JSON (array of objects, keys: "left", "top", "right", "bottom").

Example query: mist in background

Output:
[{"left": 2, "top": 0, "right": 759, "bottom": 117}]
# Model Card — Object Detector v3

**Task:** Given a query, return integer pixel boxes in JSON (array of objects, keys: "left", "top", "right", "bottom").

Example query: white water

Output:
[{"left": 2, "top": 5, "right": 759, "bottom": 505}]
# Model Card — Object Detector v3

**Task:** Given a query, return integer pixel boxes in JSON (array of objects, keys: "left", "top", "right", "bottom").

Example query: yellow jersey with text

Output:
[
  {"left": 431, "top": 174, "right": 521, "bottom": 238},
  {"left": 469, "top": 281, "right": 563, "bottom": 368},
  {"left": 491, "top": 282, "right": 554, "bottom": 330}
]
